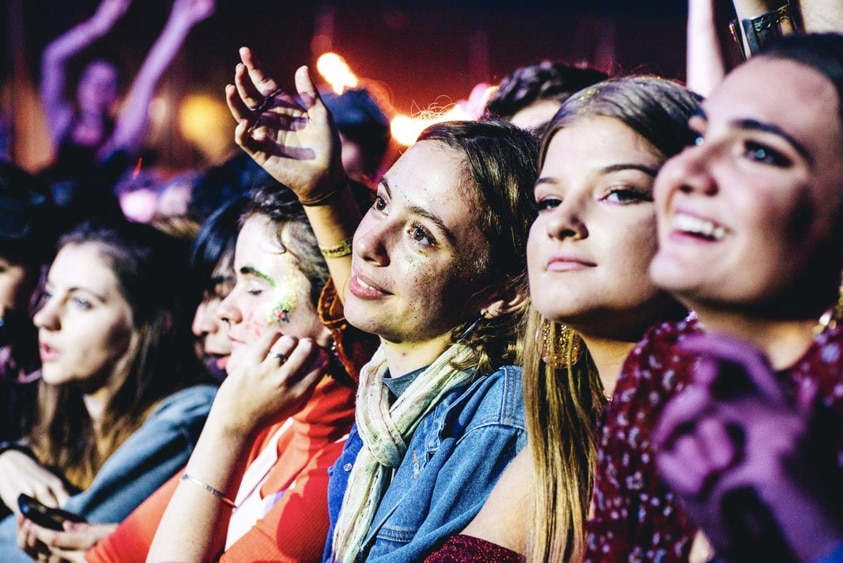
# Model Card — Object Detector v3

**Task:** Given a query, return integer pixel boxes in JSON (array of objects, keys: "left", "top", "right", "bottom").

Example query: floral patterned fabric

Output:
[{"left": 586, "top": 314, "right": 843, "bottom": 562}]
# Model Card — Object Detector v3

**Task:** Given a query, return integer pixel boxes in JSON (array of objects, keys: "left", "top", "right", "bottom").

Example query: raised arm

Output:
[
  {"left": 104, "top": 0, "right": 215, "bottom": 159},
  {"left": 687, "top": 0, "right": 726, "bottom": 96},
  {"left": 40, "top": 0, "right": 132, "bottom": 147},
  {"left": 226, "top": 48, "right": 361, "bottom": 302},
  {"left": 792, "top": 0, "right": 843, "bottom": 32}
]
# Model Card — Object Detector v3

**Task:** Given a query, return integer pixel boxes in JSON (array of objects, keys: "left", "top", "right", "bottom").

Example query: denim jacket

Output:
[
  {"left": 0, "top": 384, "right": 216, "bottom": 561},
  {"left": 324, "top": 364, "right": 526, "bottom": 562}
]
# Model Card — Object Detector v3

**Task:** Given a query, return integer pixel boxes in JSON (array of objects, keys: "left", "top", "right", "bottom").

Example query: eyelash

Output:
[
  {"left": 373, "top": 194, "right": 437, "bottom": 247},
  {"left": 534, "top": 197, "right": 561, "bottom": 213},
  {"left": 72, "top": 296, "right": 92, "bottom": 310},
  {"left": 603, "top": 186, "right": 652, "bottom": 205},
  {"left": 743, "top": 141, "right": 790, "bottom": 167},
  {"left": 409, "top": 224, "right": 435, "bottom": 246}
]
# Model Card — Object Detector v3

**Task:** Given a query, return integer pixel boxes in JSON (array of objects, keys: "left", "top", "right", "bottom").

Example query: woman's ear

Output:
[{"left": 480, "top": 285, "right": 529, "bottom": 319}]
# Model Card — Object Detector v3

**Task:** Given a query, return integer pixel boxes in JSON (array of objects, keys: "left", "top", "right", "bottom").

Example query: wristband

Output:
[
  {"left": 319, "top": 239, "right": 353, "bottom": 259},
  {"left": 180, "top": 473, "right": 237, "bottom": 509}
]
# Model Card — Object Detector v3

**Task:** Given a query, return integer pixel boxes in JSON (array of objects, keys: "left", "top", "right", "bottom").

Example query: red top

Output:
[
  {"left": 585, "top": 315, "right": 843, "bottom": 562},
  {"left": 87, "top": 375, "right": 355, "bottom": 562},
  {"left": 425, "top": 534, "right": 524, "bottom": 563},
  {"left": 88, "top": 281, "right": 379, "bottom": 562}
]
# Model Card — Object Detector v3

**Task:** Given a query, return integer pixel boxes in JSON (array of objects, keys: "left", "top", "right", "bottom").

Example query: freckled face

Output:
[
  {"left": 344, "top": 140, "right": 492, "bottom": 345},
  {"left": 216, "top": 215, "right": 324, "bottom": 374}
]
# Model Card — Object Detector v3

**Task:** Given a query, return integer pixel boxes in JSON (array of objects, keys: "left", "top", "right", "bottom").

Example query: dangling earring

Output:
[
  {"left": 815, "top": 273, "right": 843, "bottom": 334},
  {"left": 537, "top": 318, "right": 583, "bottom": 368}
]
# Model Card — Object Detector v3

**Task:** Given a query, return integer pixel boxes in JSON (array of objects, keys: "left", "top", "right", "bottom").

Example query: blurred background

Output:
[{"left": 2, "top": 0, "right": 708, "bottom": 175}]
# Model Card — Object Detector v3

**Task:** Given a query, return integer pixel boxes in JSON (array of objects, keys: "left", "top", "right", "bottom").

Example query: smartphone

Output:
[{"left": 17, "top": 493, "right": 86, "bottom": 531}]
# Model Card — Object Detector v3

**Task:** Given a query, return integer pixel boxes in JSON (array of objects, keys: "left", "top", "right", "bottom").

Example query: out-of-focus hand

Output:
[
  {"left": 654, "top": 333, "right": 843, "bottom": 562},
  {"left": 17, "top": 519, "right": 116, "bottom": 563},
  {"left": 225, "top": 47, "right": 345, "bottom": 201},
  {"left": 0, "top": 451, "right": 69, "bottom": 515}
]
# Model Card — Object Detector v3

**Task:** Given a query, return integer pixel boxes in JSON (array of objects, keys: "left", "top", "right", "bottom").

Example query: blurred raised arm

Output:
[
  {"left": 40, "top": 0, "right": 132, "bottom": 147},
  {"left": 106, "top": 0, "right": 215, "bottom": 159}
]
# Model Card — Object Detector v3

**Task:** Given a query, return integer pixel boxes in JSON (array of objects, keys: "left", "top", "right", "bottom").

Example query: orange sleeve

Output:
[
  {"left": 219, "top": 441, "right": 343, "bottom": 563},
  {"left": 85, "top": 471, "right": 181, "bottom": 563}
]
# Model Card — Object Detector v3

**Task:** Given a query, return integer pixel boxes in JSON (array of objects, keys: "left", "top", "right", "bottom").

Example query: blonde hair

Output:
[{"left": 523, "top": 307, "right": 605, "bottom": 562}]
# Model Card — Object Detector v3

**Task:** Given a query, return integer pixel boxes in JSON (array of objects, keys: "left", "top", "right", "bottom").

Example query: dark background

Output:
[{"left": 2, "top": 1, "right": 732, "bottom": 172}]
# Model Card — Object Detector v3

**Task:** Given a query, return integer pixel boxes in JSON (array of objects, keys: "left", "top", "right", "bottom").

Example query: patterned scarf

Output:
[{"left": 332, "top": 341, "right": 478, "bottom": 562}]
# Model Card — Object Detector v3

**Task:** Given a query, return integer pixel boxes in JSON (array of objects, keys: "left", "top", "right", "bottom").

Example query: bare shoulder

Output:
[{"left": 461, "top": 447, "right": 533, "bottom": 554}]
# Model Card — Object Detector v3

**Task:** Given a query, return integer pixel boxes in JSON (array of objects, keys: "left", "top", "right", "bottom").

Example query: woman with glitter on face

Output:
[{"left": 193, "top": 47, "right": 542, "bottom": 562}]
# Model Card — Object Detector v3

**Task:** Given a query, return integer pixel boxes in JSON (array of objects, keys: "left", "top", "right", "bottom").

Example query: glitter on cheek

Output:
[
  {"left": 265, "top": 267, "right": 306, "bottom": 328},
  {"left": 268, "top": 303, "right": 290, "bottom": 325}
]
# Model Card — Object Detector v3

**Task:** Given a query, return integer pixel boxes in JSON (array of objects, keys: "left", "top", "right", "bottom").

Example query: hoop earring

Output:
[{"left": 537, "top": 319, "right": 583, "bottom": 368}]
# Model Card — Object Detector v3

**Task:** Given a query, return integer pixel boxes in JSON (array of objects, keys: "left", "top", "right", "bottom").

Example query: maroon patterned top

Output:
[
  {"left": 425, "top": 534, "right": 525, "bottom": 563},
  {"left": 585, "top": 314, "right": 843, "bottom": 562}
]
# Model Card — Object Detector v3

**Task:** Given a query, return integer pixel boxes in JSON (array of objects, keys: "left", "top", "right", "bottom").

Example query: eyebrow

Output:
[
  {"left": 693, "top": 107, "right": 811, "bottom": 163},
  {"left": 533, "top": 163, "right": 658, "bottom": 189},
  {"left": 600, "top": 163, "right": 659, "bottom": 177},
  {"left": 240, "top": 266, "right": 276, "bottom": 287},
  {"left": 379, "top": 178, "right": 458, "bottom": 246}
]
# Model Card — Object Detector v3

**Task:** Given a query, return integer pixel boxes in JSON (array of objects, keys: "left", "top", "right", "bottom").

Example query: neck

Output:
[
  {"left": 579, "top": 335, "right": 637, "bottom": 398},
  {"left": 82, "top": 386, "right": 111, "bottom": 428},
  {"left": 379, "top": 333, "right": 454, "bottom": 377},
  {"left": 695, "top": 307, "right": 821, "bottom": 370}
]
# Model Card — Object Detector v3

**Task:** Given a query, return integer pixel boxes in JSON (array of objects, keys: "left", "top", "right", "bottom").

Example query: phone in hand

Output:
[{"left": 17, "top": 493, "right": 86, "bottom": 531}]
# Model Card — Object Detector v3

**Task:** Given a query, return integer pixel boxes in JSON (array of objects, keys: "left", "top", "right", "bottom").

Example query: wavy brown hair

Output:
[
  {"left": 417, "top": 120, "right": 539, "bottom": 376},
  {"left": 30, "top": 220, "right": 205, "bottom": 489}
]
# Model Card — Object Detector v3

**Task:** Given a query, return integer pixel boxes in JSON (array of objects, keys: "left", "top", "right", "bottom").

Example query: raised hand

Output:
[
  {"left": 225, "top": 47, "right": 345, "bottom": 202},
  {"left": 654, "top": 333, "right": 843, "bottom": 562},
  {"left": 89, "top": 0, "right": 132, "bottom": 34},
  {"left": 169, "top": 0, "right": 216, "bottom": 28}
]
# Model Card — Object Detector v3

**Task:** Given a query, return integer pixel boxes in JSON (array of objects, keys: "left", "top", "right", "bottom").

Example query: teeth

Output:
[
  {"left": 357, "top": 278, "right": 376, "bottom": 290},
  {"left": 673, "top": 214, "right": 726, "bottom": 240}
]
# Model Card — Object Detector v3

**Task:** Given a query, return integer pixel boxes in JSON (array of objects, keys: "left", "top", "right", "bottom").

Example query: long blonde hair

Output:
[
  {"left": 524, "top": 76, "right": 700, "bottom": 561},
  {"left": 523, "top": 307, "right": 604, "bottom": 562}
]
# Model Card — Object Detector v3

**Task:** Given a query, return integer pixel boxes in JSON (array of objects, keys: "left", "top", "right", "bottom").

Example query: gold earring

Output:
[{"left": 538, "top": 319, "right": 583, "bottom": 368}]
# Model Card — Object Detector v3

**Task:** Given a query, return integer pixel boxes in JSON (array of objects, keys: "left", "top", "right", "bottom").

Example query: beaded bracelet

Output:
[
  {"left": 319, "top": 238, "right": 353, "bottom": 259},
  {"left": 180, "top": 473, "right": 237, "bottom": 509}
]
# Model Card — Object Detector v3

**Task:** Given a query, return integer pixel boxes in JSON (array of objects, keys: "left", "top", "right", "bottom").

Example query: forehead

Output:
[
  {"left": 82, "top": 61, "right": 119, "bottom": 82},
  {"left": 704, "top": 58, "right": 842, "bottom": 154},
  {"left": 234, "top": 215, "right": 300, "bottom": 275},
  {"left": 384, "top": 140, "right": 482, "bottom": 228},
  {"left": 542, "top": 116, "right": 662, "bottom": 173},
  {"left": 50, "top": 243, "right": 119, "bottom": 291}
]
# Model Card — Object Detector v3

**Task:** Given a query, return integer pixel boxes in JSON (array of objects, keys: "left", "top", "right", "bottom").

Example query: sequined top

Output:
[
  {"left": 425, "top": 534, "right": 525, "bottom": 563},
  {"left": 585, "top": 315, "right": 843, "bottom": 562}
]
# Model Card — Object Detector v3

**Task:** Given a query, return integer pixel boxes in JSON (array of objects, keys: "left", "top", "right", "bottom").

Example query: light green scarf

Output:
[{"left": 331, "top": 341, "right": 478, "bottom": 563}]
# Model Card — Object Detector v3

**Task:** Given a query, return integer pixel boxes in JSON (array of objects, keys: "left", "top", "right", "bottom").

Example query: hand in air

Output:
[{"left": 225, "top": 47, "right": 345, "bottom": 201}]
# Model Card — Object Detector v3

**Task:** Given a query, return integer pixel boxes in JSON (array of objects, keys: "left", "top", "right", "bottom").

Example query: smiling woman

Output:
[
  {"left": 585, "top": 33, "right": 843, "bottom": 562},
  {"left": 0, "top": 220, "right": 216, "bottom": 562}
]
